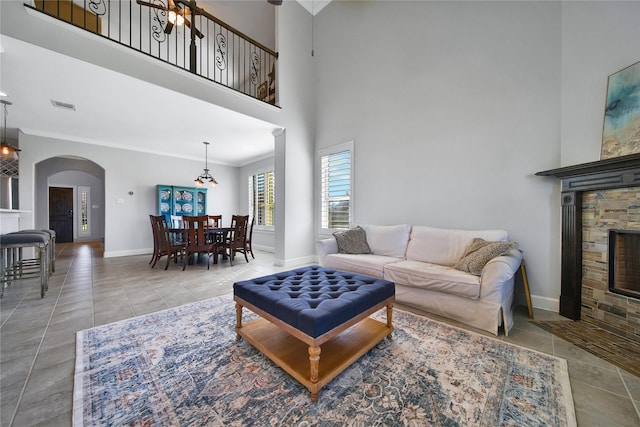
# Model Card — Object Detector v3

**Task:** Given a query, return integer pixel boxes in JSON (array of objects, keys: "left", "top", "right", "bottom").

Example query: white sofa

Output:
[{"left": 316, "top": 224, "right": 523, "bottom": 336}]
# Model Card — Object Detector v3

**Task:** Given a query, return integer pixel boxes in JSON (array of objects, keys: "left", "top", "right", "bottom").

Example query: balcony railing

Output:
[{"left": 28, "top": 0, "right": 278, "bottom": 105}]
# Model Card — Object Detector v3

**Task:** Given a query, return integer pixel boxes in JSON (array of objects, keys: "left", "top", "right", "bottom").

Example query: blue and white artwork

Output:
[{"left": 601, "top": 60, "right": 640, "bottom": 159}]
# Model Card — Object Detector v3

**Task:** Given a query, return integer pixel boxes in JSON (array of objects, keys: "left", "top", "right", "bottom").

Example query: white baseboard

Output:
[
  {"left": 273, "top": 255, "right": 317, "bottom": 267},
  {"left": 531, "top": 295, "right": 559, "bottom": 313},
  {"left": 104, "top": 248, "right": 151, "bottom": 258}
]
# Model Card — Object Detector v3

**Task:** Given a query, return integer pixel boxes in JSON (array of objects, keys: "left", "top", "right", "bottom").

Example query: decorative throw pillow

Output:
[
  {"left": 333, "top": 226, "right": 372, "bottom": 254},
  {"left": 454, "top": 238, "right": 517, "bottom": 276}
]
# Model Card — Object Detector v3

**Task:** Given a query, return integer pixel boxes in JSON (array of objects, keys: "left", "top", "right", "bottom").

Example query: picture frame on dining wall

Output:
[{"left": 600, "top": 60, "right": 640, "bottom": 160}]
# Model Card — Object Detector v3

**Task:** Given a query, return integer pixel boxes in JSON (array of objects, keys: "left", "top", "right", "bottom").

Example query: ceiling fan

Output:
[{"left": 136, "top": 0, "right": 204, "bottom": 39}]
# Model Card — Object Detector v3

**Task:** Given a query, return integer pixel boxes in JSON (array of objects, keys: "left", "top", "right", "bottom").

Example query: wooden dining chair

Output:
[
  {"left": 245, "top": 217, "right": 255, "bottom": 259},
  {"left": 207, "top": 215, "right": 225, "bottom": 264},
  {"left": 221, "top": 215, "right": 250, "bottom": 266},
  {"left": 183, "top": 215, "right": 213, "bottom": 270},
  {"left": 149, "top": 215, "right": 185, "bottom": 270},
  {"left": 149, "top": 214, "right": 160, "bottom": 265}
]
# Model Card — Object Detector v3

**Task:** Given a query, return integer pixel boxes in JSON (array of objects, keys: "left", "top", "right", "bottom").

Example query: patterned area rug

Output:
[{"left": 74, "top": 295, "right": 576, "bottom": 426}]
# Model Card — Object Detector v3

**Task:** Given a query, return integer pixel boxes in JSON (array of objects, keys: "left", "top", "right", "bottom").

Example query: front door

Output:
[{"left": 49, "top": 187, "right": 74, "bottom": 243}]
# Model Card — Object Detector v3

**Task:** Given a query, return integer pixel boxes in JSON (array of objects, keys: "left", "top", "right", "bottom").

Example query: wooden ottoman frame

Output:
[{"left": 235, "top": 295, "right": 394, "bottom": 401}]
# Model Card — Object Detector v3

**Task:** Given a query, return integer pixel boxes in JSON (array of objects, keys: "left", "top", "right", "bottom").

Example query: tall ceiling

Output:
[
  {"left": 0, "top": 0, "right": 331, "bottom": 167},
  {"left": 2, "top": 35, "right": 282, "bottom": 166}
]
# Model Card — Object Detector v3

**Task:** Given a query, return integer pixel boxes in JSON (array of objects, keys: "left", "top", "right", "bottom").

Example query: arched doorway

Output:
[{"left": 35, "top": 156, "right": 105, "bottom": 244}]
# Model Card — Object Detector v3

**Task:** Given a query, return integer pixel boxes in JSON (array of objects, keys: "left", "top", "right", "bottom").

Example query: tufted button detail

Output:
[{"left": 234, "top": 265, "right": 395, "bottom": 338}]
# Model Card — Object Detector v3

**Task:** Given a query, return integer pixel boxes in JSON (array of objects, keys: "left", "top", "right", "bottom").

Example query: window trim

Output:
[
  {"left": 78, "top": 186, "right": 91, "bottom": 237},
  {"left": 248, "top": 167, "right": 275, "bottom": 230},
  {"left": 318, "top": 140, "right": 354, "bottom": 235}
]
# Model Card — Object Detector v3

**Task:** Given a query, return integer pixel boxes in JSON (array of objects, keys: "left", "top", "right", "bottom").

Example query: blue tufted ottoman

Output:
[{"left": 233, "top": 265, "right": 395, "bottom": 401}]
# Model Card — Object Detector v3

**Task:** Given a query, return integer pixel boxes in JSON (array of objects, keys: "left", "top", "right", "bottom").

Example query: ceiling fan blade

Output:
[
  {"left": 164, "top": 20, "right": 174, "bottom": 34},
  {"left": 183, "top": 18, "right": 204, "bottom": 39}
]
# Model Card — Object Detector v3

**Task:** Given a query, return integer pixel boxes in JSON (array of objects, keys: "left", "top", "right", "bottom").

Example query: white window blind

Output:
[
  {"left": 249, "top": 170, "right": 275, "bottom": 227},
  {"left": 320, "top": 143, "right": 353, "bottom": 230}
]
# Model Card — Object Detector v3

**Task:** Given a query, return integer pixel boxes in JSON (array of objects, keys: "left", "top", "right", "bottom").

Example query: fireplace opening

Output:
[{"left": 608, "top": 229, "right": 640, "bottom": 299}]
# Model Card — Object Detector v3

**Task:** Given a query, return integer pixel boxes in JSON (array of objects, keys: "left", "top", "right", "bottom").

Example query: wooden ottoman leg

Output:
[
  {"left": 386, "top": 304, "right": 394, "bottom": 339},
  {"left": 235, "top": 303, "right": 243, "bottom": 341},
  {"left": 309, "top": 345, "right": 321, "bottom": 402}
]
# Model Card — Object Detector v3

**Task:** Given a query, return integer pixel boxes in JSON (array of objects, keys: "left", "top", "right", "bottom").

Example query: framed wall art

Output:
[{"left": 601, "top": 60, "right": 640, "bottom": 159}]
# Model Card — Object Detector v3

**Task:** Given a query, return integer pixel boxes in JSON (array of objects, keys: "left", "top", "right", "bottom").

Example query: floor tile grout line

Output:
[
  {"left": 0, "top": 286, "right": 33, "bottom": 329},
  {"left": 8, "top": 245, "right": 74, "bottom": 427},
  {"left": 619, "top": 367, "right": 640, "bottom": 420},
  {"left": 5, "top": 242, "right": 638, "bottom": 425}
]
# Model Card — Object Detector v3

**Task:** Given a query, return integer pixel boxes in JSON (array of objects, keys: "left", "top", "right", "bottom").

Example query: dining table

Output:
[
  {"left": 168, "top": 226, "right": 232, "bottom": 265},
  {"left": 208, "top": 227, "right": 232, "bottom": 264}
]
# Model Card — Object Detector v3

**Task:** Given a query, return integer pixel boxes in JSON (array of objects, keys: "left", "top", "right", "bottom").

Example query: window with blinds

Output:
[
  {"left": 320, "top": 142, "right": 353, "bottom": 230},
  {"left": 249, "top": 170, "right": 275, "bottom": 227}
]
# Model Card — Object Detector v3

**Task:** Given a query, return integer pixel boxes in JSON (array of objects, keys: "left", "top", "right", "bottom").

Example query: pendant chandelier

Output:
[
  {"left": 0, "top": 100, "right": 20, "bottom": 160},
  {"left": 194, "top": 141, "right": 218, "bottom": 187}
]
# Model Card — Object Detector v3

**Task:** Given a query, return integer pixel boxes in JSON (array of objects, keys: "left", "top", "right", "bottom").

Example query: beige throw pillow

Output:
[
  {"left": 454, "top": 238, "right": 517, "bottom": 276},
  {"left": 333, "top": 226, "right": 372, "bottom": 254}
]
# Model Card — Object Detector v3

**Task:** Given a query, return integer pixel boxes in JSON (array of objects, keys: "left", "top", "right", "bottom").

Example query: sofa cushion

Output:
[
  {"left": 384, "top": 260, "right": 481, "bottom": 299},
  {"left": 362, "top": 224, "right": 411, "bottom": 257},
  {"left": 322, "top": 253, "right": 400, "bottom": 279},
  {"left": 333, "top": 226, "right": 371, "bottom": 254},
  {"left": 405, "top": 226, "right": 508, "bottom": 266},
  {"left": 454, "top": 238, "right": 518, "bottom": 276}
]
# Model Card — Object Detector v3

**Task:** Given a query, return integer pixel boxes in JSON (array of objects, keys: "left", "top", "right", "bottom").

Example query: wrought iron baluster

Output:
[{"left": 27, "top": 0, "right": 277, "bottom": 104}]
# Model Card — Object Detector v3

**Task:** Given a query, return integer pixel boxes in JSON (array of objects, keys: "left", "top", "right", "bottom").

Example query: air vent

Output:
[{"left": 50, "top": 100, "right": 77, "bottom": 111}]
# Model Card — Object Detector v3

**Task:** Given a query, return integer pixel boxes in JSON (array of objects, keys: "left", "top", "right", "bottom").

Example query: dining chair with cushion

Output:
[
  {"left": 183, "top": 215, "right": 213, "bottom": 270},
  {"left": 221, "top": 215, "right": 249, "bottom": 266},
  {"left": 149, "top": 215, "right": 185, "bottom": 270}
]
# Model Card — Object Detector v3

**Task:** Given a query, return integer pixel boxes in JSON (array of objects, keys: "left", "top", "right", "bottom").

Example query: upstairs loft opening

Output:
[{"left": 29, "top": 0, "right": 278, "bottom": 105}]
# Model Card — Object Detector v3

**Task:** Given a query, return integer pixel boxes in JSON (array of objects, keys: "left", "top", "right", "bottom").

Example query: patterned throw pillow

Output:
[
  {"left": 333, "top": 226, "right": 372, "bottom": 254},
  {"left": 454, "top": 238, "right": 517, "bottom": 276}
]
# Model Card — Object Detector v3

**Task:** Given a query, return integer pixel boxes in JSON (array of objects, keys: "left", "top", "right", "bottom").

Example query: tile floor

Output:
[{"left": 1, "top": 241, "right": 639, "bottom": 426}]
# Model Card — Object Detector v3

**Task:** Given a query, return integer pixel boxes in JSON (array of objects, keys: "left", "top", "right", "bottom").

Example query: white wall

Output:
[
  {"left": 314, "top": 1, "right": 562, "bottom": 308},
  {"left": 5, "top": 1, "right": 317, "bottom": 265},
  {"left": 204, "top": 1, "right": 276, "bottom": 50},
  {"left": 49, "top": 170, "right": 104, "bottom": 241},
  {"left": 313, "top": 0, "right": 640, "bottom": 311},
  {"left": 274, "top": 3, "right": 316, "bottom": 265},
  {"left": 560, "top": 1, "right": 640, "bottom": 166},
  {"left": 19, "top": 132, "right": 239, "bottom": 257}
]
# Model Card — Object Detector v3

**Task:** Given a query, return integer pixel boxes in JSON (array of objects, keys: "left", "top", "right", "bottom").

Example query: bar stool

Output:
[
  {"left": 11, "top": 229, "right": 56, "bottom": 274},
  {"left": 0, "top": 232, "right": 50, "bottom": 298}
]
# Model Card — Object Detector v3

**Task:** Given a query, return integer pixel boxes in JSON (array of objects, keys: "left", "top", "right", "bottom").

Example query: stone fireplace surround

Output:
[{"left": 537, "top": 153, "right": 640, "bottom": 342}]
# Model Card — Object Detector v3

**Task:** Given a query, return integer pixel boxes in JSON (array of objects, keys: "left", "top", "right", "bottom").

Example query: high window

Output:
[
  {"left": 249, "top": 170, "right": 275, "bottom": 227},
  {"left": 319, "top": 141, "right": 353, "bottom": 231}
]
